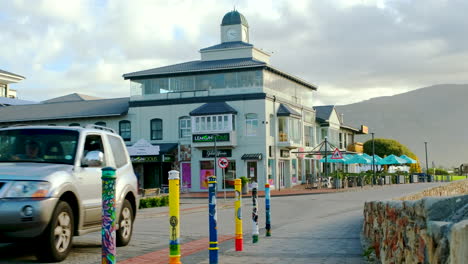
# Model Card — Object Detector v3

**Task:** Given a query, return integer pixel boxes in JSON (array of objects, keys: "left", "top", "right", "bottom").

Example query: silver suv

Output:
[{"left": 0, "top": 125, "right": 139, "bottom": 262}]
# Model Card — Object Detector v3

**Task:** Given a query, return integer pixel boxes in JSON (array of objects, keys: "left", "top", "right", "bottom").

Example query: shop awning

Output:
[{"left": 241, "top": 153, "right": 263, "bottom": 160}]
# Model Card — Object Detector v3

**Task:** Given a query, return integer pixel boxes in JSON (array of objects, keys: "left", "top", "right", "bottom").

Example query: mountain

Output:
[{"left": 336, "top": 84, "right": 468, "bottom": 169}]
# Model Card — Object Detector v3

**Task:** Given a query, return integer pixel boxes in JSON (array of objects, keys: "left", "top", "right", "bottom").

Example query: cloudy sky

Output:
[{"left": 2, "top": 0, "right": 467, "bottom": 105}]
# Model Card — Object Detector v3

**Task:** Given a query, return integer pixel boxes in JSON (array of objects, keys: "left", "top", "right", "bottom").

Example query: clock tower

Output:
[{"left": 221, "top": 10, "right": 249, "bottom": 43}]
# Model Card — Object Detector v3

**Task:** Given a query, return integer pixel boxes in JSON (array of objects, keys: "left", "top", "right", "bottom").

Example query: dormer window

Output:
[{"left": 190, "top": 102, "right": 238, "bottom": 134}]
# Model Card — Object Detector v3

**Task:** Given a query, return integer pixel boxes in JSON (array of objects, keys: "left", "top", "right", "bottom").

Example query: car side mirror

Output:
[{"left": 82, "top": 151, "right": 104, "bottom": 167}]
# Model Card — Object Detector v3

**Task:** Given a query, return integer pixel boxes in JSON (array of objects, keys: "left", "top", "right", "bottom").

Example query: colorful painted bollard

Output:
[
  {"left": 208, "top": 176, "right": 218, "bottom": 264},
  {"left": 265, "top": 183, "right": 271, "bottom": 237},
  {"left": 234, "top": 179, "right": 243, "bottom": 251},
  {"left": 168, "top": 170, "right": 182, "bottom": 264},
  {"left": 101, "top": 167, "right": 117, "bottom": 264},
  {"left": 251, "top": 182, "right": 259, "bottom": 243}
]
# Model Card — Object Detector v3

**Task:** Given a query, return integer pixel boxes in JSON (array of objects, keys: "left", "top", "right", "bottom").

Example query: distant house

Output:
[
  {"left": 0, "top": 69, "right": 25, "bottom": 99},
  {"left": 313, "top": 105, "right": 368, "bottom": 152}
]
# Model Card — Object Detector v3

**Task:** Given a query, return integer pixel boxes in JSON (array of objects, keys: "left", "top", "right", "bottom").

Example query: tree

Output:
[{"left": 363, "top": 138, "right": 422, "bottom": 173}]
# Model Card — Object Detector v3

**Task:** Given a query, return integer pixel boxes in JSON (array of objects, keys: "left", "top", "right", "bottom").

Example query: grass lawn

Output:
[{"left": 434, "top": 175, "right": 468, "bottom": 181}]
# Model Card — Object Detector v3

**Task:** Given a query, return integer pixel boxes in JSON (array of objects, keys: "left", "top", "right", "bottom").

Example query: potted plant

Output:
[{"left": 240, "top": 176, "right": 249, "bottom": 194}]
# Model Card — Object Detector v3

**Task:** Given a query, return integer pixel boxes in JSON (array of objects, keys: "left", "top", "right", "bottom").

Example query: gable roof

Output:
[
  {"left": 42, "top": 93, "right": 102, "bottom": 103},
  {"left": 0, "top": 97, "right": 129, "bottom": 123},
  {"left": 123, "top": 58, "right": 266, "bottom": 79},
  {"left": 277, "top": 104, "right": 301, "bottom": 117},
  {"left": 313, "top": 105, "right": 335, "bottom": 122},
  {"left": 200, "top": 41, "right": 253, "bottom": 52},
  {"left": 189, "top": 102, "right": 237, "bottom": 116}
]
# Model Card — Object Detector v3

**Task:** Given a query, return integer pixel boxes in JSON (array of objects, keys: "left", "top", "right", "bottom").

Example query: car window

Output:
[
  {"left": 83, "top": 134, "right": 105, "bottom": 167},
  {"left": 0, "top": 129, "right": 79, "bottom": 164},
  {"left": 108, "top": 135, "right": 128, "bottom": 168}
]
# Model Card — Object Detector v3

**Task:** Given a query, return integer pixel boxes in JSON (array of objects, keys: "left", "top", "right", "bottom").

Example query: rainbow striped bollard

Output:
[
  {"left": 265, "top": 183, "right": 271, "bottom": 237},
  {"left": 168, "top": 170, "right": 182, "bottom": 264},
  {"left": 234, "top": 179, "right": 243, "bottom": 251},
  {"left": 208, "top": 176, "right": 218, "bottom": 264},
  {"left": 251, "top": 182, "right": 259, "bottom": 243},
  {"left": 101, "top": 167, "right": 117, "bottom": 264}
]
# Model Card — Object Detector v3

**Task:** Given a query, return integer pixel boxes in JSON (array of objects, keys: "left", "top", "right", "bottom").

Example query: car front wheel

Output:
[
  {"left": 116, "top": 199, "right": 133, "bottom": 247},
  {"left": 36, "top": 201, "right": 74, "bottom": 262}
]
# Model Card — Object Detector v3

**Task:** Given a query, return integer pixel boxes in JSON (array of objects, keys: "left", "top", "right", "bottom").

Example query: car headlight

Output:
[{"left": 5, "top": 181, "right": 51, "bottom": 198}]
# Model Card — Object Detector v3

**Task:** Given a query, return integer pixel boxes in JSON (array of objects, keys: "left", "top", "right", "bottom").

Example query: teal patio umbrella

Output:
[
  {"left": 346, "top": 154, "right": 372, "bottom": 165},
  {"left": 380, "top": 154, "right": 407, "bottom": 165},
  {"left": 399, "top": 155, "right": 417, "bottom": 164}
]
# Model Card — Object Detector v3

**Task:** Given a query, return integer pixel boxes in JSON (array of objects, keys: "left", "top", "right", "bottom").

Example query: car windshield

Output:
[{"left": 0, "top": 129, "right": 79, "bottom": 165}]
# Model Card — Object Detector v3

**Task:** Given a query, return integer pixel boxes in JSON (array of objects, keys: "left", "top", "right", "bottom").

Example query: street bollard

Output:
[
  {"left": 234, "top": 179, "right": 243, "bottom": 251},
  {"left": 265, "top": 183, "right": 271, "bottom": 237},
  {"left": 208, "top": 176, "right": 218, "bottom": 264},
  {"left": 168, "top": 170, "right": 182, "bottom": 264},
  {"left": 251, "top": 182, "right": 259, "bottom": 243},
  {"left": 101, "top": 167, "right": 117, "bottom": 264}
]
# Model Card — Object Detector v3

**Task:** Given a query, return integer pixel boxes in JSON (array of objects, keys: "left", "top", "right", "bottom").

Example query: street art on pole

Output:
[
  {"left": 208, "top": 176, "right": 218, "bottom": 264},
  {"left": 251, "top": 182, "right": 259, "bottom": 243},
  {"left": 101, "top": 167, "right": 116, "bottom": 264},
  {"left": 168, "top": 170, "right": 182, "bottom": 264},
  {"left": 234, "top": 179, "right": 243, "bottom": 251},
  {"left": 265, "top": 183, "right": 272, "bottom": 237}
]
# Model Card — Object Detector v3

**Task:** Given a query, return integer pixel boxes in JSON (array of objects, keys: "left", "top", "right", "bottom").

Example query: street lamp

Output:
[
  {"left": 424, "top": 142, "right": 429, "bottom": 181},
  {"left": 371, "top": 132, "right": 375, "bottom": 185}
]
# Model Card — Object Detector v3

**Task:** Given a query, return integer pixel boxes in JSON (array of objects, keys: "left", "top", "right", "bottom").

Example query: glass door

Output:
[
  {"left": 279, "top": 160, "right": 285, "bottom": 188},
  {"left": 247, "top": 161, "right": 258, "bottom": 183}
]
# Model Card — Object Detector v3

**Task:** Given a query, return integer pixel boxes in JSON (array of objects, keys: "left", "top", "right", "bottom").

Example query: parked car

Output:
[{"left": 0, "top": 125, "right": 139, "bottom": 262}]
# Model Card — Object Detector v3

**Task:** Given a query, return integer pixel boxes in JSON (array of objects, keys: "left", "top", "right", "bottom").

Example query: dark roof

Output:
[
  {"left": 0, "top": 97, "right": 37, "bottom": 106},
  {"left": 43, "top": 93, "right": 102, "bottom": 103},
  {"left": 241, "top": 153, "right": 263, "bottom": 160},
  {"left": 189, "top": 102, "right": 237, "bottom": 116},
  {"left": 0, "top": 97, "right": 129, "bottom": 123},
  {"left": 123, "top": 58, "right": 266, "bottom": 79},
  {"left": 221, "top": 10, "right": 249, "bottom": 27},
  {"left": 313, "top": 105, "right": 335, "bottom": 122},
  {"left": 277, "top": 104, "right": 301, "bottom": 117},
  {"left": 200, "top": 41, "right": 253, "bottom": 52},
  {"left": 0, "top": 69, "right": 25, "bottom": 79}
]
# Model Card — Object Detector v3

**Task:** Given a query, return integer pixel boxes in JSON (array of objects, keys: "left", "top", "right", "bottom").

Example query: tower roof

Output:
[{"left": 221, "top": 10, "right": 248, "bottom": 27}]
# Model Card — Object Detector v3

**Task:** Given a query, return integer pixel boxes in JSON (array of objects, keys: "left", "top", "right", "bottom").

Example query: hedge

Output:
[{"left": 139, "top": 195, "right": 169, "bottom": 209}]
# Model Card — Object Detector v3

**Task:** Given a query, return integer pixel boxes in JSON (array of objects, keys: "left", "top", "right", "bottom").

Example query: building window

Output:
[
  {"left": 179, "top": 117, "right": 191, "bottom": 138},
  {"left": 119, "top": 120, "right": 131, "bottom": 141},
  {"left": 278, "top": 117, "right": 301, "bottom": 143},
  {"left": 151, "top": 119, "right": 163, "bottom": 140},
  {"left": 245, "top": 113, "right": 258, "bottom": 136},
  {"left": 192, "top": 114, "right": 234, "bottom": 133},
  {"left": 339, "top": 133, "right": 343, "bottom": 149},
  {"left": 95, "top": 121, "right": 106, "bottom": 127},
  {"left": 305, "top": 125, "right": 314, "bottom": 147}
]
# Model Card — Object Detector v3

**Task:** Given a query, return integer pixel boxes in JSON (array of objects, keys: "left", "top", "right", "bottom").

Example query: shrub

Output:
[{"left": 139, "top": 195, "right": 170, "bottom": 209}]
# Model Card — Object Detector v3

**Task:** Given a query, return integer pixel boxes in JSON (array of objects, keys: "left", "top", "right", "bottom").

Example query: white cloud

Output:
[{"left": 1, "top": 0, "right": 467, "bottom": 105}]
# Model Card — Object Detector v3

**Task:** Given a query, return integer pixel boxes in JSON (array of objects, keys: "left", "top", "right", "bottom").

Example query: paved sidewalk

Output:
[{"left": 180, "top": 184, "right": 376, "bottom": 199}]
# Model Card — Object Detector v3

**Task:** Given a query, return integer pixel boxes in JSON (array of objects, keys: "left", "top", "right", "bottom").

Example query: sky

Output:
[{"left": 2, "top": 0, "right": 468, "bottom": 105}]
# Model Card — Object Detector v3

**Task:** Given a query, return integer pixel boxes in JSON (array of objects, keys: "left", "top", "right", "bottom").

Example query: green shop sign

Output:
[
  {"left": 192, "top": 133, "right": 230, "bottom": 143},
  {"left": 131, "top": 155, "right": 174, "bottom": 163}
]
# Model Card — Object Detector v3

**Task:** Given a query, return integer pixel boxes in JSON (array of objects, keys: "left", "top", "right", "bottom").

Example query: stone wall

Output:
[{"left": 363, "top": 180, "right": 468, "bottom": 264}]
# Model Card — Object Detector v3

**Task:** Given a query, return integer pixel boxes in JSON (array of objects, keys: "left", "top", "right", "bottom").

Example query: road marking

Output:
[{"left": 119, "top": 235, "right": 234, "bottom": 264}]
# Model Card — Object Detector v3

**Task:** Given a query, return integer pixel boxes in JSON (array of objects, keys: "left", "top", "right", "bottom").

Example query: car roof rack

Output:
[{"left": 84, "top": 124, "right": 116, "bottom": 134}]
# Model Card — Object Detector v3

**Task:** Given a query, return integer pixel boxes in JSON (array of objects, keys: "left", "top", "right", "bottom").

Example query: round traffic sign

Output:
[{"left": 217, "top": 157, "right": 229, "bottom": 169}]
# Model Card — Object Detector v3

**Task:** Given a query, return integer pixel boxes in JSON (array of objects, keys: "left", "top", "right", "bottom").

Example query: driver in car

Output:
[{"left": 12, "top": 140, "right": 42, "bottom": 160}]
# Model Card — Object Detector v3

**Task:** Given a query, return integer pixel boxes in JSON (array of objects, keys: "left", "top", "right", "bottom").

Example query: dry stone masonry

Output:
[{"left": 363, "top": 180, "right": 468, "bottom": 264}]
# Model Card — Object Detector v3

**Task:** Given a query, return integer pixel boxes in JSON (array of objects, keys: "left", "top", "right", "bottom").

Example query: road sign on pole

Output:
[
  {"left": 218, "top": 157, "right": 229, "bottom": 169},
  {"left": 331, "top": 148, "right": 343, "bottom": 159}
]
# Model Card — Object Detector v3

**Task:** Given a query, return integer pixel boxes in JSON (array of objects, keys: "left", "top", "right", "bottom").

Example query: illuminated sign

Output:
[
  {"left": 361, "top": 125, "right": 369, "bottom": 134},
  {"left": 193, "top": 133, "right": 230, "bottom": 143}
]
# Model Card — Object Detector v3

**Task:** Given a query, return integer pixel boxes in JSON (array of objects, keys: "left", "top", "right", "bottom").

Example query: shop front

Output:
[{"left": 199, "top": 148, "right": 236, "bottom": 190}]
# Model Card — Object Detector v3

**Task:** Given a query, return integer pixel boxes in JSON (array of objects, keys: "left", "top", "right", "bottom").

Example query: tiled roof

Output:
[
  {"left": 200, "top": 41, "right": 253, "bottom": 52},
  {"left": 123, "top": 58, "right": 266, "bottom": 79},
  {"left": 189, "top": 102, "right": 237, "bottom": 116},
  {"left": 277, "top": 104, "right": 301, "bottom": 117},
  {"left": 0, "top": 97, "right": 129, "bottom": 123},
  {"left": 313, "top": 105, "right": 335, "bottom": 122}
]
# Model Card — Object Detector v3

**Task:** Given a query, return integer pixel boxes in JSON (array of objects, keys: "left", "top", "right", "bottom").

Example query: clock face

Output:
[{"left": 227, "top": 28, "right": 238, "bottom": 40}]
